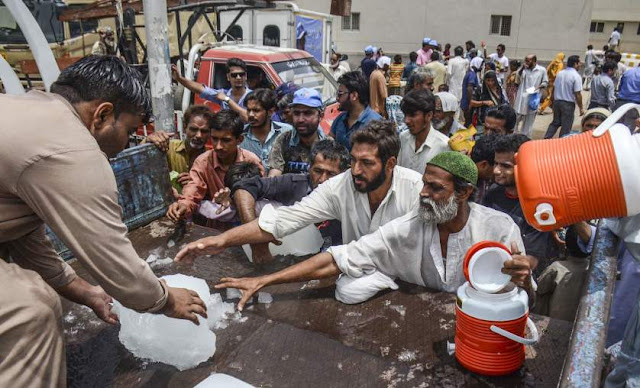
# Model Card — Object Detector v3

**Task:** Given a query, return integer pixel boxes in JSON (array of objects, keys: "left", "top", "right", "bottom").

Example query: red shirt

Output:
[{"left": 179, "top": 147, "right": 264, "bottom": 215}]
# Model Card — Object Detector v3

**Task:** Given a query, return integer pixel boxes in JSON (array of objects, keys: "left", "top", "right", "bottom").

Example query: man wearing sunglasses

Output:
[{"left": 172, "top": 57, "right": 252, "bottom": 122}]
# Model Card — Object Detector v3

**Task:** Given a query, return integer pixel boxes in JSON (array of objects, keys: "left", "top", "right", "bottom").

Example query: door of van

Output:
[{"left": 254, "top": 10, "right": 292, "bottom": 48}]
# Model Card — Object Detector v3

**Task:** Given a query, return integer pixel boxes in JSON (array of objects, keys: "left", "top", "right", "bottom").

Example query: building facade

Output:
[
  {"left": 294, "top": 0, "right": 593, "bottom": 66},
  {"left": 588, "top": 0, "right": 640, "bottom": 54}
]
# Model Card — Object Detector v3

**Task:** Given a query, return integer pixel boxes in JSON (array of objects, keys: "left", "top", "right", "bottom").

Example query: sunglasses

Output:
[{"left": 229, "top": 72, "right": 246, "bottom": 79}]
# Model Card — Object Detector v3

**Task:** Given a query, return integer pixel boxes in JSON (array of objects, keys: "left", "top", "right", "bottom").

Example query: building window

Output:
[
  {"left": 263, "top": 25, "right": 280, "bottom": 47},
  {"left": 490, "top": 15, "right": 512, "bottom": 36},
  {"left": 590, "top": 21, "right": 605, "bottom": 33},
  {"left": 616, "top": 22, "right": 625, "bottom": 33},
  {"left": 228, "top": 25, "right": 243, "bottom": 41},
  {"left": 637, "top": 23, "right": 640, "bottom": 35},
  {"left": 341, "top": 12, "right": 360, "bottom": 31}
]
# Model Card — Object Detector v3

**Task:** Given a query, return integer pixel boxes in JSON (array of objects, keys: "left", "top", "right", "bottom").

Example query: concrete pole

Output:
[{"left": 143, "top": 0, "right": 175, "bottom": 133}]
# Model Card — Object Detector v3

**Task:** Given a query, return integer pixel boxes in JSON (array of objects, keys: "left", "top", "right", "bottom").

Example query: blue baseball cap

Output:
[
  {"left": 422, "top": 37, "right": 431, "bottom": 45},
  {"left": 290, "top": 88, "right": 323, "bottom": 108},
  {"left": 430, "top": 39, "right": 438, "bottom": 47},
  {"left": 364, "top": 45, "right": 373, "bottom": 54}
]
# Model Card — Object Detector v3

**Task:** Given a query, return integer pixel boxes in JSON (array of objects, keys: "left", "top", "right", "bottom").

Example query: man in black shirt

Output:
[
  {"left": 228, "top": 140, "right": 350, "bottom": 263},
  {"left": 484, "top": 134, "right": 559, "bottom": 276}
]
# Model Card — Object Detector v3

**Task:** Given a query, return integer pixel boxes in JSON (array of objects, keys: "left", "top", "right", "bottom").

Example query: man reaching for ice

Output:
[{"left": 207, "top": 152, "right": 534, "bottom": 310}]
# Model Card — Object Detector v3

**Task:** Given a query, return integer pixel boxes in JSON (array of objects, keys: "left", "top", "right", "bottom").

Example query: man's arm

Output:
[
  {"left": 223, "top": 94, "right": 249, "bottom": 122},
  {"left": 607, "top": 78, "right": 617, "bottom": 109},
  {"left": 177, "top": 156, "right": 210, "bottom": 216},
  {"left": 267, "top": 134, "right": 286, "bottom": 177},
  {"left": 575, "top": 91, "right": 584, "bottom": 115},
  {"left": 172, "top": 64, "right": 205, "bottom": 95},
  {"left": 215, "top": 252, "right": 340, "bottom": 310}
]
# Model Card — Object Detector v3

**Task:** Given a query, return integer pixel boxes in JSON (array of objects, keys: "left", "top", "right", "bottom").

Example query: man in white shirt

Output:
[
  {"left": 488, "top": 44, "right": 509, "bottom": 83},
  {"left": 212, "top": 151, "right": 534, "bottom": 310},
  {"left": 447, "top": 46, "right": 470, "bottom": 101},
  {"left": 544, "top": 55, "right": 584, "bottom": 139},
  {"left": 433, "top": 91, "right": 466, "bottom": 135},
  {"left": 609, "top": 27, "right": 621, "bottom": 52},
  {"left": 514, "top": 54, "right": 548, "bottom": 137},
  {"left": 175, "top": 120, "right": 423, "bottom": 301},
  {"left": 398, "top": 90, "right": 450, "bottom": 174}
]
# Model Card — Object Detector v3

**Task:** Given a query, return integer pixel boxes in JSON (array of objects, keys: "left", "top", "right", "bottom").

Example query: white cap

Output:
[
  {"left": 435, "top": 92, "right": 459, "bottom": 112},
  {"left": 377, "top": 56, "right": 391, "bottom": 68}
]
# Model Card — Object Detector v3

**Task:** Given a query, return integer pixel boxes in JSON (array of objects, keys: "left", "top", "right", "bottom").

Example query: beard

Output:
[
  {"left": 432, "top": 117, "right": 451, "bottom": 132},
  {"left": 418, "top": 195, "right": 459, "bottom": 224},
  {"left": 353, "top": 169, "right": 386, "bottom": 193},
  {"left": 189, "top": 138, "right": 205, "bottom": 150}
]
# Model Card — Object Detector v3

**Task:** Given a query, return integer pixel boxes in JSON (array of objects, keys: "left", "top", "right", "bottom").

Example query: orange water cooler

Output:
[
  {"left": 448, "top": 242, "right": 538, "bottom": 376},
  {"left": 515, "top": 103, "right": 640, "bottom": 232}
]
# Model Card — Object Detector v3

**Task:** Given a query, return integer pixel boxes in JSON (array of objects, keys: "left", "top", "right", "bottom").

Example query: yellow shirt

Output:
[{"left": 389, "top": 63, "right": 405, "bottom": 88}]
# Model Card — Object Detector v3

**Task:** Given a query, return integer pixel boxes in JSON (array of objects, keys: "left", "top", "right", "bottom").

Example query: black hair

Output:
[
  {"left": 394, "top": 54, "right": 403, "bottom": 63},
  {"left": 405, "top": 71, "right": 431, "bottom": 94},
  {"left": 567, "top": 55, "right": 581, "bottom": 68},
  {"left": 603, "top": 61, "right": 617, "bottom": 73},
  {"left": 400, "top": 89, "right": 436, "bottom": 116},
  {"left": 480, "top": 71, "right": 505, "bottom": 104},
  {"left": 445, "top": 43, "right": 451, "bottom": 49},
  {"left": 350, "top": 120, "right": 400, "bottom": 166},
  {"left": 454, "top": 46, "right": 464, "bottom": 56},
  {"left": 277, "top": 93, "right": 294, "bottom": 111},
  {"left": 226, "top": 57, "right": 247, "bottom": 72},
  {"left": 510, "top": 59, "right": 521, "bottom": 69},
  {"left": 471, "top": 134, "right": 498, "bottom": 165},
  {"left": 465, "top": 40, "right": 476, "bottom": 49},
  {"left": 438, "top": 84, "right": 449, "bottom": 92},
  {"left": 607, "top": 51, "right": 622, "bottom": 63},
  {"left": 587, "top": 44, "right": 593, "bottom": 50},
  {"left": 497, "top": 44, "right": 506, "bottom": 52},
  {"left": 50, "top": 55, "right": 151, "bottom": 123},
  {"left": 224, "top": 162, "right": 261, "bottom": 188},
  {"left": 245, "top": 88, "right": 277, "bottom": 111},
  {"left": 310, "top": 139, "right": 351, "bottom": 172},
  {"left": 453, "top": 176, "right": 477, "bottom": 203},
  {"left": 430, "top": 51, "right": 440, "bottom": 61},
  {"left": 183, "top": 105, "right": 215, "bottom": 128},
  {"left": 212, "top": 109, "right": 244, "bottom": 137},
  {"left": 486, "top": 104, "right": 517, "bottom": 132},
  {"left": 337, "top": 71, "right": 369, "bottom": 105},
  {"left": 494, "top": 133, "right": 531, "bottom": 154},
  {"left": 409, "top": 51, "right": 418, "bottom": 62}
]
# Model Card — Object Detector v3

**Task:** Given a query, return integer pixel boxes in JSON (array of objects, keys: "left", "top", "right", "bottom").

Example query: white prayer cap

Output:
[
  {"left": 377, "top": 56, "right": 391, "bottom": 68},
  {"left": 435, "top": 92, "right": 459, "bottom": 112}
]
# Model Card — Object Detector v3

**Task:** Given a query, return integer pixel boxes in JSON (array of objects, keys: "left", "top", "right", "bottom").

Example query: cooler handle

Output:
[
  {"left": 592, "top": 103, "right": 640, "bottom": 137},
  {"left": 490, "top": 317, "right": 539, "bottom": 345}
]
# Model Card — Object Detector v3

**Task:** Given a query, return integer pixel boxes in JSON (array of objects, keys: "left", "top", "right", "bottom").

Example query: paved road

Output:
[{"left": 530, "top": 90, "right": 591, "bottom": 139}]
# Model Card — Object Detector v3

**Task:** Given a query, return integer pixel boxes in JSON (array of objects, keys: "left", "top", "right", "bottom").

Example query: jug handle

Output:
[
  {"left": 490, "top": 317, "right": 538, "bottom": 345},
  {"left": 592, "top": 103, "right": 640, "bottom": 137}
]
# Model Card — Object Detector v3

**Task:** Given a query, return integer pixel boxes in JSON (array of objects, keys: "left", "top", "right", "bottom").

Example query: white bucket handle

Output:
[
  {"left": 592, "top": 103, "right": 640, "bottom": 137},
  {"left": 490, "top": 317, "right": 538, "bottom": 346}
]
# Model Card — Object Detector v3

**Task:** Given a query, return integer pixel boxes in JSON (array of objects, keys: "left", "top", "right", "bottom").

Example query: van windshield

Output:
[
  {"left": 0, "top": 2, "right": 63, "bottom": 44},
  {"left": 272, "top": 57, "right": 338, "bottom": 104}
]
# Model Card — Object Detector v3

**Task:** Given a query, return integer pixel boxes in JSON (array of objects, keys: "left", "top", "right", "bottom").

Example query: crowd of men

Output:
[{"left": 1, "top": 27, "right": 640, "bottom": 386}]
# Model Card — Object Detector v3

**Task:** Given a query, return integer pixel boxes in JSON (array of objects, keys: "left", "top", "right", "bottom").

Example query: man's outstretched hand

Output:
[
  {"left": 174, "top": 236, "right": 226, "bottom": 264},
  {"left": 215, "top": 276, "right": 267, "bottom": 311}
]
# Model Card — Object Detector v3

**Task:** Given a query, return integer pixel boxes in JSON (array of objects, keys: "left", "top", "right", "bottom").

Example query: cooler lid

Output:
[{"left": 463, "top": 241, "right": 512, "bottom": 294}]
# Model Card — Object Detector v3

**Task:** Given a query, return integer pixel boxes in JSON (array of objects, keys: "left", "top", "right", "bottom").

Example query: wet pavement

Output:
[{"left": 63, "top": 218, "right": 573, "bottom": 387}]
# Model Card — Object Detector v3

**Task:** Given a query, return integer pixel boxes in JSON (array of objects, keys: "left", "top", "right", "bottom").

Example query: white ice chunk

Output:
[
  {"left": 242, "top": 224, "right": 323, "bottom": 261},
  {"left": 257, "top": 292, "right": 273, "bottom": 304},
  {"left": 205, "top": 293, "right": 235, "bottom": 330},
  {"left": 146, "top": 254, "right": 158, "bottom": 263},
  {"left": 113, "top": 274, "right": 215, "bottom": 371},
  {"left": 150, "top": 258, "right": 174, "bottom": 268},
  {"left": 226, "top": 288, "right": 243, "bottom": 300},
  {"left": 167, "top": 240, "right": 176, "bottom": 248},
  {"left": 194, "top": 373, "right": 255, "bottom": 388}
]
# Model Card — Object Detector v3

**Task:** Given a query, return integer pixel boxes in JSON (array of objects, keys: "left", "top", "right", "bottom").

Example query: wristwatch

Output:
[{"left": 223, "top": 96, "right": 230, "bottom": 103}]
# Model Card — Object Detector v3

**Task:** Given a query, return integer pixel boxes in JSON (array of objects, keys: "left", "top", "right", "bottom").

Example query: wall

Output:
[
  {"left": 589, "top": 0, "right": 640, "bottom": 54},
  {"left": 293, "top": 0, "right": 592, "bottom": 66}
]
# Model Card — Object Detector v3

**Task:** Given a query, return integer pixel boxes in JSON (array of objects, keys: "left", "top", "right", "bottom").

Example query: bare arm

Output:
[
  {"left": 175, "top": 219, "right": 276, "bottom": 263},
  {"left": 233, "top": 189, "right": 274, "bottom": 265},
  {"left": 172, "top": 64, "right": 205, "bottom": 95},
  {"left": 225, "top": 96, "right": 249, "bottom": 122},
  {"left": 575, "top": 91, "right": 584, "bottom": 114},
  {"left": 215, "top": 252, "right": 340, "bottom": 310}
]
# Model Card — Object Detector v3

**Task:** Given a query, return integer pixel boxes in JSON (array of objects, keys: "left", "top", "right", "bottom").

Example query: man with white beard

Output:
[{"left": 210, "top": 151, "right": 535, "bottom": 310}]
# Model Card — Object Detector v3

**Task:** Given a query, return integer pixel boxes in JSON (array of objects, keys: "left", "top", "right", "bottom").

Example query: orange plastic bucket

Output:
[
  {"left": 515, "top": 120, "right": 640, "bottom": 232},
  {"left": 455, "top": 308, "right": 527, "bottom": 376}
]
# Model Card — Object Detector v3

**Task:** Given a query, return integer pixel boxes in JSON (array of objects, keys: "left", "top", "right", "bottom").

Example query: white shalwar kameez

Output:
[
  {"left": 447, "top": 56, "right": 470, "bottom": 101},
  {"left": 327, "top": 203, "right": 525, "bottom": 299}
]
